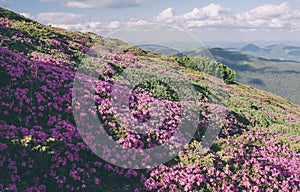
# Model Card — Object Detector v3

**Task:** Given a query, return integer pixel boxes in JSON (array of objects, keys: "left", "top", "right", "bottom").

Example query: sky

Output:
[{"left": 1, "top": 0, "right": 300, "bottom": 43}]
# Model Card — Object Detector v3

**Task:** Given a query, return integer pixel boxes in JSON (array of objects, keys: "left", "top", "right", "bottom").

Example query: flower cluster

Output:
[{"left": 143, "top": 129, "right": 300, "bottom": 191}]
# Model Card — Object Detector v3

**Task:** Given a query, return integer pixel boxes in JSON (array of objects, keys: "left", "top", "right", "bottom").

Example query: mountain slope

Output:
[
  {"left": 186, "top": 47, "right": 300, "bottom": 104},
  {"left": 0, "top": 8, "right": 299, "bottom": 192}
]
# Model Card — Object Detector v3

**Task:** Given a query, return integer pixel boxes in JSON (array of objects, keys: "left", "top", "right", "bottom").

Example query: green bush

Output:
[{"left": 174, "top": 55, "right": 236, "bottom": 84}]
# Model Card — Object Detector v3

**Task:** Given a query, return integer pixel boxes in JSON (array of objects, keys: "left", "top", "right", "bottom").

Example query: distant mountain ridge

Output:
[
  {"left": 235, "top": 43, "right": 300, "bottom": 62},
  {"left": 137, "top": 44, "right": 182, "bottom": 55}
]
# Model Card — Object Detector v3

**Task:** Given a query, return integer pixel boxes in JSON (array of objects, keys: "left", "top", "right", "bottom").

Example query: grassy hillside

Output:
[
  {"left": 187, "top": 48, "right": 300, "bottom": 105},
  {"left": 0, "top": 8, "right": 300, "bottom": 191}
]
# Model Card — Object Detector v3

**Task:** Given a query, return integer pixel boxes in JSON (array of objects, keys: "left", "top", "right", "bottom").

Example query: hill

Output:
[
  {"left": 0, "top": 8, "right": 300, "bottom": 191},
  {"left": 186, "top": 47, "right": 300, "bottom": 104},
  {"left": 240, "top": 43, "right": 265, "bottom": 52}
]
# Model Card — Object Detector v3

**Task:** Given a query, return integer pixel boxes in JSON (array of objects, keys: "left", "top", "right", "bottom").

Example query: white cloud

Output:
[
  {"left": 195, "top": 3, "right": 230, "bottom": 19},
  {"left": 38, "top": 0, "right": 161, "bottom": 8},
  {"left": 37, "top": 12, "right": 86, "bottom": 24},
  {"left": 48, "top": 23, "right": 86, "bottom": 30},
  {"left": 154, "top": 2, "right": 300, "bottom": 31},
  {"left": 66, "top": 1, "right": 94, "bottom": 8},
  {"left": 106, "top": 21, "right": 121, "bottom": 29},
  {"left": 47, "top": 21, "right": 103, "bottom": 33},
  {"left": 156, "top": 7, "right": 174, "bottom": 23},
  {"left": 182, "top": 4, "right": 231, "bottom": 28},
  {"left": 186, "top": 19, "right": 226, "bottom": 28},
  {"left": 35, "top": 12, "right": 104, "bottom": 33},
  {"left": 105, "top": 19, "right": 148, "bottom": 31},
  {"left": 236, "top": 2, "right": 289, "bottom": 20},
  {"left": 235, "top": 2, "right": 300, "bottom": 30},
  {"left": 126, "top": 19, "right": 148, "bottom": 26},
  {"left": 88, "top": 21, "right": 102, "bottom": 29},
  {"left": 20, "top": 13, "right": 35, "bottom": 20},
  {"left": 183, "top": 8, "right": 206, "bottom": 20},
  {"left": 155, "top": 4, "right": 231, "bottom": 28}
]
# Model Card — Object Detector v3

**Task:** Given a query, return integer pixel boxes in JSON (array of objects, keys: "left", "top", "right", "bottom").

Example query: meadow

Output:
[{"left": 0, "top": 8, "right": 300, "bottom": 191}]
